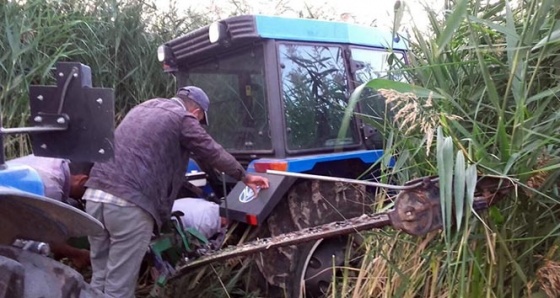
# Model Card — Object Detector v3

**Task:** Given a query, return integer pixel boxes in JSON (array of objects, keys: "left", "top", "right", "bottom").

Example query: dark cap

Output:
[{"left": 176, "top": 86, "right": 210, "bottom": 125}]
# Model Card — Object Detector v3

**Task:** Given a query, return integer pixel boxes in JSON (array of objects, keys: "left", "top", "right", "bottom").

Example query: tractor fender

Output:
[
  {"left": 0, "top": 186, "right": 103, "bottom": 245},
  {"left": 218, "top": 149, "right": 391, "bottom": 226},
  {"left": 218, "top": 173, "right": 297, "bottom": 226}
]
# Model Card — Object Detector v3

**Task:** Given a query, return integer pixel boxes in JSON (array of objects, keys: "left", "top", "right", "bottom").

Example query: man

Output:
[
  {"left": 172, "top": 197, "right": 227, "bottom": 240},
  {"left": 7, "top": 155, "right": 92, "bottom": 269},
  {"left": 83, "top": 86, "right": 270, "bottom": 298}
]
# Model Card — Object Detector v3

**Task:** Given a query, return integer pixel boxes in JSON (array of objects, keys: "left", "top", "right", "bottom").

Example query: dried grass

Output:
[
  {"left": 537, "top": 259, "right": 560, "bottom": 298},
  {"left": 377, "top": 88, "right": 461, "bottom": 155}
]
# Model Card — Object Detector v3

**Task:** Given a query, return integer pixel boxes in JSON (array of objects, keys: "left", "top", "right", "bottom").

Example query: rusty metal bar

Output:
[{"left": 266, "top": 169, "right": 431, "bottom": 190}]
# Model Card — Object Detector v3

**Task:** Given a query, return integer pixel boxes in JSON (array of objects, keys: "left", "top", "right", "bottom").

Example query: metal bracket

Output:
[
  {"left": 27, "top": 62, "right": 114, "bottom": 162},
  {"left": 1, "top": 113, "right": 69, "bottom": 135},
  {"left": 0, "top": 62, "right": 115, "bottom": 164}
]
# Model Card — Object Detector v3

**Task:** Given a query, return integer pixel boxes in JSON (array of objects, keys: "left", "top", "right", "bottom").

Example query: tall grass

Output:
[
  {"left": 0, "top": 0, "right": 345, "bottom": 163},
  {"left": 338, "top": 0, "right": 560, "bottom": 297},
  {"left": 5, "top": 0, "right": 560, "bottom": 297},
  {"left": 0, "top": 0, "right": 211, "bottom": 159}
]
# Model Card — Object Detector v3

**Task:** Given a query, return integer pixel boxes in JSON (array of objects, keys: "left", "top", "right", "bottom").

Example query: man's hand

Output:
[{"left": 243, "top": 174, "right": 270, "bottom": 197}]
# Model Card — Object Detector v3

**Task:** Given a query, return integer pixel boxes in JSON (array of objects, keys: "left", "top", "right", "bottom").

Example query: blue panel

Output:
[
  {"left": 254, "top": 15, "right": 407, "bottom": 50},
  {"left": 185, "top": 159, "right": 214, "bottom": 196},
  {"left": 187, "top": 158, "right": 202, "bottom": 173},
  {"left": 247, "top": 149, "right": 394, "bottom": 173},
  {"left": 286, "top": 150, "right": 385, "bottom": 172},
  {"left": 0, "top": 164, "right": 45, "bottom": 196}
]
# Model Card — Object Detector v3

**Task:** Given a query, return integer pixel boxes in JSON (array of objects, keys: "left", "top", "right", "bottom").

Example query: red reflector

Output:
[
  {"left": 246, "top": 214, "right": 258, "bottom": 226},
  {"left": 254, "top": 161, "right": 288, "bottom": 173}
]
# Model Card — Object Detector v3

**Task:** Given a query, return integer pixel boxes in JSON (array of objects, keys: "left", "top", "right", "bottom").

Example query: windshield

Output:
[
  {"left": 351, "top": 48, "right": 406, "bottom": 124},
  {"left": 182, "top": 46, "right": 271, "bottom": 151},
  {"left": 279, "top": 43, "right": 360, "bottom": 151}
]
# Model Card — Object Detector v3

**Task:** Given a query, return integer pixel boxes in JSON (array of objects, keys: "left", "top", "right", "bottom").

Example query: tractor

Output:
[
  {"left": 0, "top": 62, "right": 115, "bottom": 298},
  {"left": 0, "top": 16, "right": 513, "bottom": 298},
  {"left": 156, "top": 15, "right": 408, "bottom": 297}
]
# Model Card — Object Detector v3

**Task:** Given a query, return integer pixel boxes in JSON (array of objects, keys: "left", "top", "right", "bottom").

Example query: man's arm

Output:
[
  {"left": 180, "top": 114, "right": 246, "bottom": 180},
  {"left": 180, "top": 115, "right": 270, "bottom": 193}
]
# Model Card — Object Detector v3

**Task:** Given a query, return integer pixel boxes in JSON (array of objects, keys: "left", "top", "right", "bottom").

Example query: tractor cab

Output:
[
  {"left": 157, "top": 15, "right": 409, "bottom": 297},
  {"left": 158, "top": 15, "right": 407, "bottom": 166},
  {"left": 159, "top": 15, "right": 408, "bottom": 226}
]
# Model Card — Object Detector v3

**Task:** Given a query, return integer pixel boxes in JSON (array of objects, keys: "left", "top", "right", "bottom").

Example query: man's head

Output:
[
  {"left": 68, "top": 161, "right": 93, "bottom": 199},
  {"left": 176, "top": 86, "right": 210, "bottom": 125}
]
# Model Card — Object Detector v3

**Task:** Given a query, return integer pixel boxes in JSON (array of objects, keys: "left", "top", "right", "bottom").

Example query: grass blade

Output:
[
  {"left": 436, "top": 0, "right": 468, "bottom": 57},
  {"left": 454, "top": 151, "right": 466, "bottom": 231}
]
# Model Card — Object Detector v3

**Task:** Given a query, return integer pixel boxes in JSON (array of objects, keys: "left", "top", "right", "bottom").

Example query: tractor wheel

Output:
[
  {"left": 0, "top": 245, "right": 104, "bottom": 298},
  {"left": 253, "top": 179, "right": 374, "bottom": 297},
  {"left": 293, "top": 236, "right": 358, "bottom": 298}
]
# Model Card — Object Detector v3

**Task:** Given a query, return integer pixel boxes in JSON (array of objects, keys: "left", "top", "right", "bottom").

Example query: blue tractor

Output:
[
  {"left": 157, "top": 15, "right": 407, "bottom": 297},
  {"left": 0, "top": 62, "right": 115, "bottom": 298}
]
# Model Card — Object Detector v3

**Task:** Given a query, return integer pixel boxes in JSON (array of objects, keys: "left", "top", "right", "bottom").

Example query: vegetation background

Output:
[
  {"left": 0, "top": 0, "right": 350, "bottom": 159},
  {"left": 2, "top": 0, "right": 560, "bottom": 297}
]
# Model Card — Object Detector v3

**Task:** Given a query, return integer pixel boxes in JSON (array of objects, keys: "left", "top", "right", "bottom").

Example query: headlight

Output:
[
  {"left": 157, "top": 45, "right": 166, "bottom": 62},
  {"left": 209, "top": 22, "right": 226, "bottom": 44}
]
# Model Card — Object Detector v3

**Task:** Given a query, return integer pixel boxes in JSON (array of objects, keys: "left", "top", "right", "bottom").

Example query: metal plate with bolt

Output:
[
  {"left": 0, "top": 61, "right": 114, "bottom": 243},
  {"left": 26, "top": 62, "right": 115, "bottom": 162}
]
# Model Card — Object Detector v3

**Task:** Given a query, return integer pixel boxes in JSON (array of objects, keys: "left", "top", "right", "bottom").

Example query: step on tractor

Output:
[
  {"left": 0, "top": 62, "right": 115, "bottom": 297},
  {"left": 153, "top": 15, "right": 515, "bottom": 298}
]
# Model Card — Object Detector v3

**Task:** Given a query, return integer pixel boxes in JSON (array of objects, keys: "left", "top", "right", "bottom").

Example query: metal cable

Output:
[
  {"left": 266, "top": 170, "right": 438, "bottom": 190},
  {"left": 57, "top": 67, "right": 78, "bottom": 114}
]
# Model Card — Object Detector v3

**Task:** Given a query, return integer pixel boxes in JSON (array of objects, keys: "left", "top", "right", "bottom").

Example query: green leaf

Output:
[
  {"left": 524, "top": 162, "right": 560, "bottom": 174},
  {"left": 469, "top": 25, "right": 501, "bottom": 113},
  {"left": 527, "top": 85, "right": 560, "bottom": 104},
  {"left": 364, "top": 79, "right": 445, "bottom": 99},
  {"left": 503, "top": 152, "right": 520, "bottom": 175},
  {"left": 467, "top": 15, "right": 518, "bottom": 38},
  {"left": 338, "top": 83, "right": 365, "bottom": 143},
  {"left": 505, "top": 2, "right": 524, "bottom": 105},
  {"left": 497, "top": 117, "right": 511, "bottom": 161},
  {"left": 437, "top": 127, "right": 454, "bottom": 240},
  {"left": 454, "top": 151, "right": 466, "bottom": 231},
  {"left": 436, "top": 0, "right": 469, "bottom": 57},
  {"left": 465, "top": 165, "right": 477, "bottom": 210},
  {"left": 393, "top": 0, "right": 406, "bottom": 36},
  {"left": 531, "top": 26, "right": 560, "bottom": 51},
  {"left": 489, "top": 206, "right": 505, "bottom": 225}
]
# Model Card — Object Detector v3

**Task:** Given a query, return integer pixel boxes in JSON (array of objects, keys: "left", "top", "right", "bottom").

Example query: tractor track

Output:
[{"left": 171, "top": 213, "right": 391, "bottom": 278}]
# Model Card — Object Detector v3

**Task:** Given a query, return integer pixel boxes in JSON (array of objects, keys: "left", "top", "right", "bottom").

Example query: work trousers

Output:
[{"left": 86, "top": 200, "right": 154, "bottom": 298}]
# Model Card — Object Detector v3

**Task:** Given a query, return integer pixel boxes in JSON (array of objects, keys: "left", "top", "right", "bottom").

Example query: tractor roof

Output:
[{"left": 164, "top": 14, "right": 407, "bottom": 67}]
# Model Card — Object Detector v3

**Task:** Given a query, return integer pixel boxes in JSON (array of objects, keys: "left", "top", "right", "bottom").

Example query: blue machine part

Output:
[
  {"left": 0, "top": 164, "right": 45, "bottom": 196},
  {"left": 254, "top": 15, "right": 408, "bottom": 51},
  {"left": 186, "top": 158, "right": 214, "bottom": 196},
  {"left": 246, "top": 149, "right": 395, "bottom": 173}
]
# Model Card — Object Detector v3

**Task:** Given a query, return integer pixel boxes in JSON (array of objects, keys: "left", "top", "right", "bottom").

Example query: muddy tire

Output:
[
  {"left": 253, "top": 179, "right": 374, "bottom": 297},
  {"left": 0, "top": 245, "right": 104, "bottom": 298}
]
